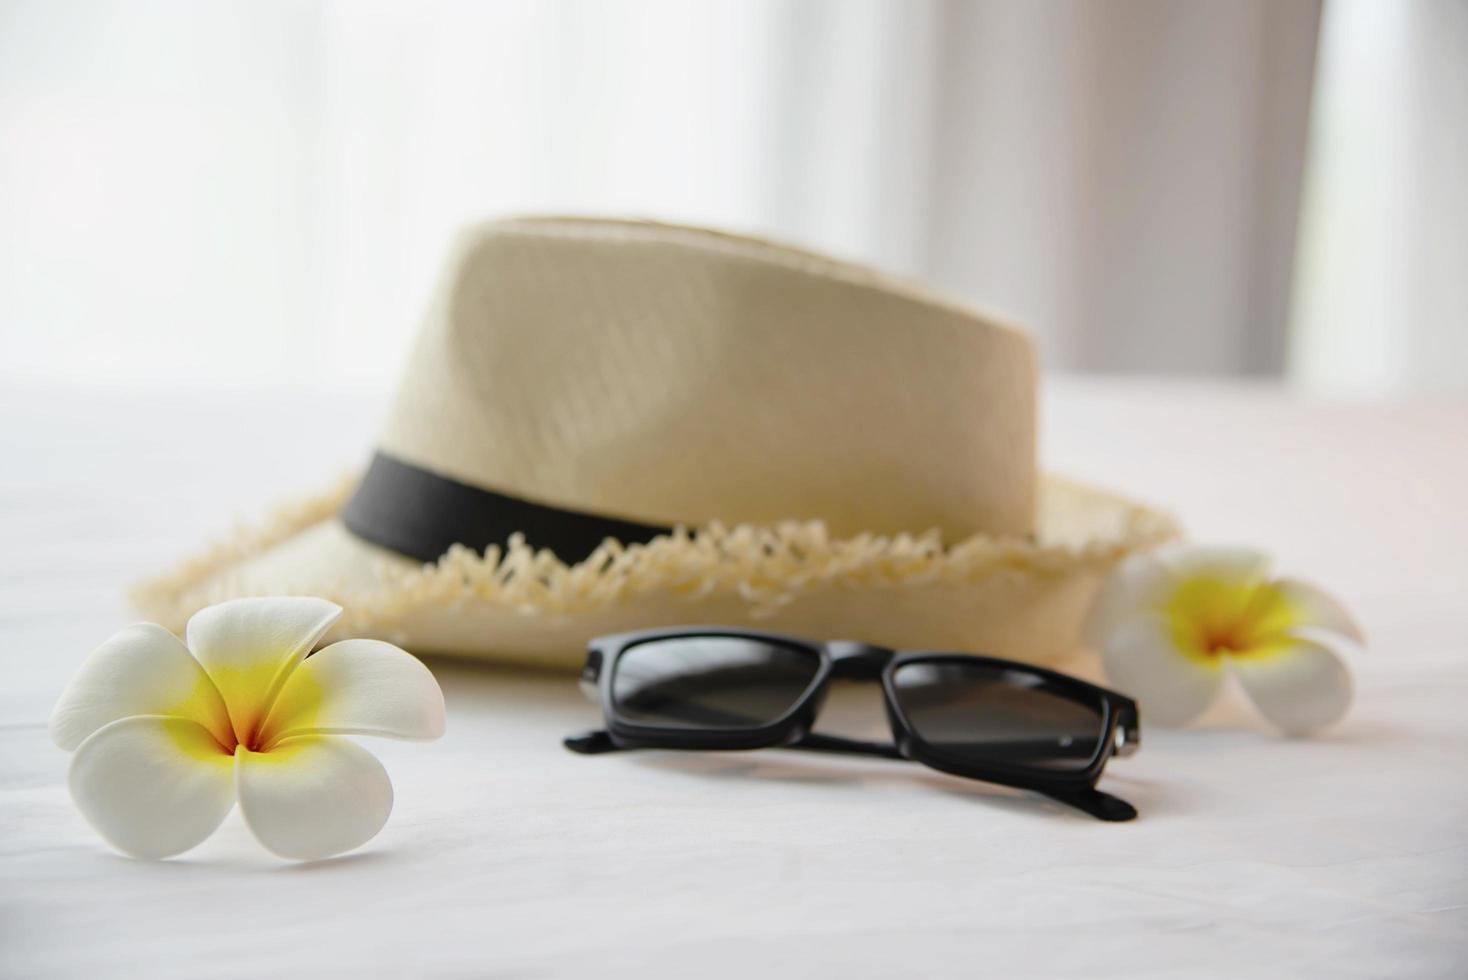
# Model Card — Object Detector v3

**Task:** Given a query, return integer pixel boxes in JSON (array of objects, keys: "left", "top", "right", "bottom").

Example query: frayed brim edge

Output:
[{"left": 131, "top": 473, "right": 1181, "bottom": 635}]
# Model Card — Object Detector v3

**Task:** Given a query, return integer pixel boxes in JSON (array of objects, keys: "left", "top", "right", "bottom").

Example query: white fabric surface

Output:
[{"left": 1, "top": 377, "right": 1464, "bottom": 977}]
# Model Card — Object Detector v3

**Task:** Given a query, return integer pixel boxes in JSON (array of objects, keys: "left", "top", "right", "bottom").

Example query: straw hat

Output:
[{"left": 134, "top": 217, "right": 1177, "bottom": 670}]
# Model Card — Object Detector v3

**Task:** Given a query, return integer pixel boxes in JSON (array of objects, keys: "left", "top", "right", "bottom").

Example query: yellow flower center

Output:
[
  {"left": 1165, "top": 575, "right": 1299, "bottom": 662},
  {"left": 165, "top": 654, "right": 330, "bottom": 757}
]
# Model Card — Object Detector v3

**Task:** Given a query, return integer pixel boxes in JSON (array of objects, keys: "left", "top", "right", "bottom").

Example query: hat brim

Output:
[{"left": 132, "top": 475, "right": 1178, "bottom": 671}]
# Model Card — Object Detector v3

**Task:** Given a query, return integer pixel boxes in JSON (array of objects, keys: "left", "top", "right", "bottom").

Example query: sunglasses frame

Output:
[{"left": 567, "top": 626, "right": 1141, "bottom": 821}]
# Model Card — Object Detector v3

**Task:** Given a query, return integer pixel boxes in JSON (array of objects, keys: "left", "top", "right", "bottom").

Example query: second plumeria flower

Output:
[
  {"left": 1086, "top": 545, "right": 1364, "bottom": 733},
  {"left": 51, "top": 596, "right": 445, "bottom": 860}
]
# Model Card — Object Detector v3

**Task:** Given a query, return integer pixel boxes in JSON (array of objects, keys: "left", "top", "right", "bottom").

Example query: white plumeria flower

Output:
[
  {"left": 50, "top": 597, "right": 445, "bottom": 861},
  {"left": 1086, "top": 545, "right": 1364, "bottom": 734}
]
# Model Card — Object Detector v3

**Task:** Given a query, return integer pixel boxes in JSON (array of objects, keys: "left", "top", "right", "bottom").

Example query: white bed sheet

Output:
[{"left": 1, "top": 377, "right": 1464, "bottom": 978}]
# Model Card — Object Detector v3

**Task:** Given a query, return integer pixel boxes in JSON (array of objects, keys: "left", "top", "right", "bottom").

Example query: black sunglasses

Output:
[{"left": 564, "top": 627, "right": 1142, "bottom": 821}]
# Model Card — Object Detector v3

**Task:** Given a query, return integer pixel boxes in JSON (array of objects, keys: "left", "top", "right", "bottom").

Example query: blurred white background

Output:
[{"left": 1, "top": 0, "right": 1464, "bottom": 394}]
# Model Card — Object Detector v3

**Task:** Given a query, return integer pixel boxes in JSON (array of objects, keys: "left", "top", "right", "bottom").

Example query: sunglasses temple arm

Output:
[
  {"left": 788, "top": 732, "right": 904, "bottom": 760},
  {"left": 563, "top": 730, "right": 622, "bottom": 754},
  {"left": 1043, "top": 785, "right": 1138, "bottom": 822},
  {"left": 568, "top": 731, "right": 1097, "bottom": 764},
  {"left": 562, "top": 729, "right": 904, "bottom": 760},
  {"left": 795, "top": 736, "right": 1137, "bottom": 821},
  {"left": 565, "top": 731, "right": 1138, "bottom": 820}
]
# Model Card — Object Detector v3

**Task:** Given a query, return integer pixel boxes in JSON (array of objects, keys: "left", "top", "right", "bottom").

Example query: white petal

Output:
[
  {"left": 1231, "top": 638, "right": 1353, "bottom": 735},
  {"left": 235, "top": 736, "right": 393, "bottom": 861},
  {"left": 1274, "top": 578, "right": 1366, "bottom": 645},
  {"left": 68, "top": 716, "right": 236, "bottom": 859},
  {"left": 186, "top": 597, "right": 341, "bottom": 746},
  {"left": 1160, "top": 544, "right": 1271, "bottom": 585},
  {"left": 50, "top": 623, "right": 232, "bottom": 752},
  {"left": 1098, "top": 616, "right": 1224, "bottom": 727},
  {"left": 257, "top": 639, "right": 446, "bottom": 747},
  {"left": 1084, "top": 553, "right": 1176, "bottom": 647}
]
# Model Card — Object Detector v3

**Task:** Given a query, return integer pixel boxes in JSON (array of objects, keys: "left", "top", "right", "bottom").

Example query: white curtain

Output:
[
  {"left": 1290, "top": 0, "right": 1468, "bottom": 395},
  {"left": 1, "top": 0, "right": 1461, "bottom": 392}
]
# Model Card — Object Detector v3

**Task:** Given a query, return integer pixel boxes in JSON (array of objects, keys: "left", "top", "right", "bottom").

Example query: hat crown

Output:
[{"left": 378, "top": 217, "right": 1037, "bottom": 541}]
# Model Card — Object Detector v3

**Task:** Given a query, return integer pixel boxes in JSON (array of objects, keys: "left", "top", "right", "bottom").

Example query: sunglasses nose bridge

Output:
[{"left": 825, "top": 641, "right": 895, "bottom": 680}]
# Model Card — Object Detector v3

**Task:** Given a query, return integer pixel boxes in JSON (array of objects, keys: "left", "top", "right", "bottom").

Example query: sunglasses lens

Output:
[
  {"left": 611, "top": 637, "right": 822, "bottom": 730},
  {"left": 892, "top": 661, "right": 1106, "bottom": 772}
]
